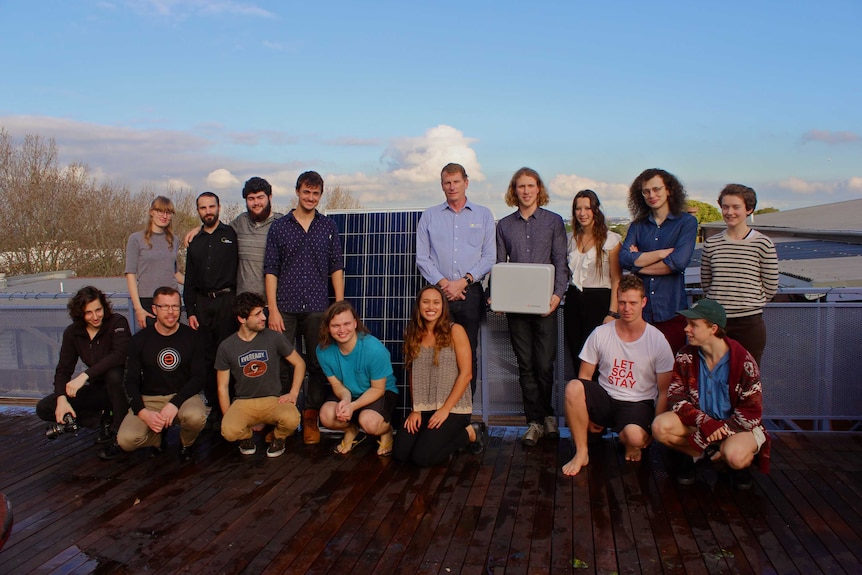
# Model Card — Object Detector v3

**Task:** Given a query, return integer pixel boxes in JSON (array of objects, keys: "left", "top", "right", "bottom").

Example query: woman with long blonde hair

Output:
[
  {"left": 564, "top": 189, "right": 621, "bottom": 369},
  {"left": 124, "top": 196, "right": 184, "bottom": 329},
  {"left": 393, "top": 285, "right": 486, "bottom": 466}
]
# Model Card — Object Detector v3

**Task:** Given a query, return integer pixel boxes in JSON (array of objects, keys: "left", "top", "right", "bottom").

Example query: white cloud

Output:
[
  {"left": 801, "top": 129, "right": 860, "bottom": 145},
  {"left": 168, "top": 177, "right": 193, "bottom": 190},
  {"left": 776, "top": 177, "right": 837, "bottom": 195},
  {"left": 548, "top": 173, "right": 629, "bottom": 214},
  {"left": 384, "top": 125, "right": 484, "bottom": 184},
  {"left": 206, "top": 168, "right": 240, "bottom": 189},
  {"left": 126, "top": 0, "right": 276, "bottom": 18}
]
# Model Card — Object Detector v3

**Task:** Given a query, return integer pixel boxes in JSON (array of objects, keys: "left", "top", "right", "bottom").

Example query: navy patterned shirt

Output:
[{"left": 263, "top": 210, "right": 344, "bottom": 313}]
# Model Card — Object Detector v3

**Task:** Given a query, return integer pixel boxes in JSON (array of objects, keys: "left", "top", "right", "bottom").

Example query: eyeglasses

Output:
[
  {"left": 152, "top": 209, "right": 174, "bottom": 216},
  {"left": 641, "top": 185, "right": 665, "bottom": 197},
  {"left": 153, "top": 304, "right": 181, "bottom": 312}
]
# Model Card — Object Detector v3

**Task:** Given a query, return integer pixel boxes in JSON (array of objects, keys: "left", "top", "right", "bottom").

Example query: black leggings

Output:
[
  {"left": 393, "top": 411, "right": 472, "bottom": 467},
  {"left": 564, "top": 286, "right": 611, "bottom": 370}
]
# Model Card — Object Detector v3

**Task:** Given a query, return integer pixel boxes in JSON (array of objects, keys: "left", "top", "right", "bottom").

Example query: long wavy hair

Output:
[
  {"left": 504, "top": 167, "right": 550, "bottom": 208},
  {"left": 143, "top": 196, "right": 176, "bottom": 250},
  {"left": 626, "top": 168, "right": 687, "bottom": 222},
  {"left": 403, "top": 285, "right": 453, "bottom": 369},
  {"left": 572, "top": 189, "right": 609, "bottom": 277}
]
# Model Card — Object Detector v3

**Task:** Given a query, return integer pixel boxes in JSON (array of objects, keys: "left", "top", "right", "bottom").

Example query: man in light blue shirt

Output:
[{"left": 416, "top": 163, "right": 496, "bottom": 395}]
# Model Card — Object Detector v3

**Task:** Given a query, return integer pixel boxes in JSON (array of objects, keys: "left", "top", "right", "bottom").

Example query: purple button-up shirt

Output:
[{"left": 263, "top": 210, "right": 343, "bottom": 313}]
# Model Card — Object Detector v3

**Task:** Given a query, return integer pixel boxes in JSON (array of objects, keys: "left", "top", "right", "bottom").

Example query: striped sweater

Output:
[{"left": 700, "top": 229, "right": 778, "bottom": 318}]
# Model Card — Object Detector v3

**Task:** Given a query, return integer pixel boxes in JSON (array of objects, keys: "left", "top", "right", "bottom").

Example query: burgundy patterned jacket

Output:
[{"left": 669, "top": 337, "right": 770, "bottom": 473}]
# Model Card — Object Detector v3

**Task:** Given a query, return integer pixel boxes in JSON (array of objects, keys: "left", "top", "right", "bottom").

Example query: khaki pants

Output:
[
  {"left": 221, "top": 397, "right": 300, "bottom": 442},
  {"left": 117, "top": 394, "right": 207, "bottom": 451}
]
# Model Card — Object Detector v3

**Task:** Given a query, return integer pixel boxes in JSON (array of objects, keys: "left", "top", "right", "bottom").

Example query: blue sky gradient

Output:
[{"left": 1, "top": 0, "right": 859, "bottom": 218}]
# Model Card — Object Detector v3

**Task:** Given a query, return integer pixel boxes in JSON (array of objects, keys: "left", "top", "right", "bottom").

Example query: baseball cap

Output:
[{"left": 678, "top": 298, "right": 727, "bottom": 329}]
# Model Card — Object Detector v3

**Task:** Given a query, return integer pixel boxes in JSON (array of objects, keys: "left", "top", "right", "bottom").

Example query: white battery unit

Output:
[{"left": 490, "top": 263, "right": 556, "bottom": 315}]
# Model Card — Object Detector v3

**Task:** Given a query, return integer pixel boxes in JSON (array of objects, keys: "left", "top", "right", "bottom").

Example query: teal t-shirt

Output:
[{"left": 316, "top": 334, "right": 398, "bottom": 399}]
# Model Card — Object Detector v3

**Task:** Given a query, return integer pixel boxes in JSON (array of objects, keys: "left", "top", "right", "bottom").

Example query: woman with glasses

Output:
[
  {"left": 564, "top": 190, "right": 622, "bottom": 371},
  {"left": 393, "top": 285, "right": 486, "bottom": 466},
  {"left": 125, "top": 196, "right": 184, "bottom": 329}
]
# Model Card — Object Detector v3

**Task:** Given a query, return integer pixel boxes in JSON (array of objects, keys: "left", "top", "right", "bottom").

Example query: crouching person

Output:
[
  {"left": 100, "top": 287, "right": 207, "bottom": 462},
  {"left": 216, "top": 292, "right": 305, "bottom": 458},
  {"left": 38, "top": 287, "right": 130, "bottom": 445},
  {"left": 562, "top": 275, "right": 675, "bottom": 476},
  {"left": 316, "top": 301, "right": 399, "bottom": 456},
  {"left": 652, "top": 299, "right": 770, "bottom": 489}
]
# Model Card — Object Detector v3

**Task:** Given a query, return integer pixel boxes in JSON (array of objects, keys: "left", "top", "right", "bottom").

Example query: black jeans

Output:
[
  {"left": 507, "top": 310, "right": 558, "bottom": 423},
  {"left": 448, "top": 283, "right": 485, "bottom": 397},
  {"left": 36, "top": 366, "right": 128, "bottom": 431},
  {"left": 281, "top": 311, "right": 326, "bottom": 411}
]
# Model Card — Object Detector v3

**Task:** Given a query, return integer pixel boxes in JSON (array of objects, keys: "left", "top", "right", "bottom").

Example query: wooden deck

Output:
[{"left": 0, "top": 407, "right": 860, "bottom": 575}]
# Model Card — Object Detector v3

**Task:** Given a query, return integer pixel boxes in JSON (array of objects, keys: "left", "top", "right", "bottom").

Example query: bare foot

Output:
[
  {"left": 624, "top": 445, "right": 642, "bottom": 462},
  {"left": 333, "top": 425, "right": 361, "bottom": 455},
  {"left": 562, "top": 452, "right": 589, "bottom": 476}
]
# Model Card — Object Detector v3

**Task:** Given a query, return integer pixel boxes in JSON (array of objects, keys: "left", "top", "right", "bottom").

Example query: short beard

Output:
[{"left": 249, "top": 202, "right": 272, "bottom": 223}]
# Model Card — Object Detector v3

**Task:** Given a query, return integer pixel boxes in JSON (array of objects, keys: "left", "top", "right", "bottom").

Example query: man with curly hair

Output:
[{"left": 619, "top": 169, "right": 698, "bottom": 352}]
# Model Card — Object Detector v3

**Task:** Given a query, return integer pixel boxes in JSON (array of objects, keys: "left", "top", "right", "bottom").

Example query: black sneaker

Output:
[
  {"left": 469, "top": 422, "right": 487, "bottom": 454},
  {"left": 239, "top": 438, "right": 257, "bottom": 455},
  {"left": 732, "top": 467, "right": 753, "bottom": 491},
  {"left": 670, "top": 451, "right": 696, "bottom": 485},
  {"left": 267, "top": 437, "right": 286, "bottom": 458},
  {"left": 99, "top": 442, "right": 126, "bottom": 461},
  {"left": 95, "top": 427, "right": 115, "bottom": 445},
  {"left": 179, "top": 443, "right": 195, "bottom": 462},
  {"left": 95, "top": 412, "right": 114, "bottom": 445}
]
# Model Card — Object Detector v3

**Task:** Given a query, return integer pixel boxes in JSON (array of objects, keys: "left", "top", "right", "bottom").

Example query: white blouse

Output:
[{"left": 567, "top": 231, "right": 621, "bottom": 291}]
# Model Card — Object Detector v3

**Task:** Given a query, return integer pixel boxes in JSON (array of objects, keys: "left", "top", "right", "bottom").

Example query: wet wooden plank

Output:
[{"left": 2, "top": 410, "right": 862, "bottom": 575}]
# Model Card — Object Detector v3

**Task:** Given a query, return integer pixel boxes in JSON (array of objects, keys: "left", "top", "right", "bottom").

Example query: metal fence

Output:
[{"left": 1, "top": 289, "right": 860, "bottom": 431}]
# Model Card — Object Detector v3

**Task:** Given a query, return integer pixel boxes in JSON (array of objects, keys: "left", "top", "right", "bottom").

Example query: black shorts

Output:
[
  {"left": 581, "top": 379, "right": 655, "bottom": 434},
  {"left": 325, "top": 389, "right": 399, "bottom": 424}
]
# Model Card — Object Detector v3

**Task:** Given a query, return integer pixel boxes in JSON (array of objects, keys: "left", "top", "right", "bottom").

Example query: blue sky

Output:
[{"left": 1, "top": 0, "right": 860, "bottom": 219}]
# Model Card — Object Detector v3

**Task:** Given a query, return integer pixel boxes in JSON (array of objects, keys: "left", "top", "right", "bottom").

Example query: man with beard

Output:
[
  {"left": 264, "top": 171, "right": 345, "bottom": 445},
  {"left": 216, "top": 292, "right": 306, "bottom": 457},
  {"left": 186, "top": 177, "right": 283, "bottom": 297},
  {"left": 184, "top": 192, "right": 239, "bottom": 425}
]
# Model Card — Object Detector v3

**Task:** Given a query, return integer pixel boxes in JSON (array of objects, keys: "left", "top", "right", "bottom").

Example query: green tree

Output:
[
  {"left": 754, "top": 207, "right": 779, "bottom": 215},
  {"left": 687, "top": 199, "right": 722, "bottom": 224}
]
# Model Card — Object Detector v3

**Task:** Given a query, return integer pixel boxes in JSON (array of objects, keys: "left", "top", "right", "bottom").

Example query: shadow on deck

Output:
[{"left": 0, "top": 408, "right": 860, "bottom": 574}]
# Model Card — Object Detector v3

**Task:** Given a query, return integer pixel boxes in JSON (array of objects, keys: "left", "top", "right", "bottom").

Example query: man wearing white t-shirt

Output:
[{"left": 562, "top": 275, "right": 674, "bottom": 476}]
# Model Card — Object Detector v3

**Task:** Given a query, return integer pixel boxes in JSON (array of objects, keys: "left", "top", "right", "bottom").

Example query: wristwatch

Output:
[
  {"left": 463, "top": 274, "right": 474, "bottom": 286},
  {"left": 607, "top": 311, "right": 620, "bottom": 319}
]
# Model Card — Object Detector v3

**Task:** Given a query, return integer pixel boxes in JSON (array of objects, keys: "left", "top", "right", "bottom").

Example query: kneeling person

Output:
[
  {"left": 652, "top": 299, "right": 770, "bottom": 489},
  {"left": 317, "top": 301, "right": 399, "bottom": 456},
  {"left": 101, "top": 287, "right": 207, "bottom": 461},
  {"left": 562, "top": 275, "right": 674, "bottom": 476},
  {"left": 216, "top": 292, "right": 306, "bottom": 458}
]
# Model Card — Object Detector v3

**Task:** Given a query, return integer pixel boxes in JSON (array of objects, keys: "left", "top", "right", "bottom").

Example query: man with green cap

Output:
[{"left": 652, "top": 298, "right": 770, "bottom": 489}]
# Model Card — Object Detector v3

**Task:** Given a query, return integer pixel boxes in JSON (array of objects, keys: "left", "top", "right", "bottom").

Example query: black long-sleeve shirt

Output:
[
  {"left": 183, "top": 223, "right": 238, "bottom": 317},
  {"left": 53, "top": 313, "right": 131, "bottom": 396},
  {"left": 124, "top": 323, "right": 205, "bottom": 414}
]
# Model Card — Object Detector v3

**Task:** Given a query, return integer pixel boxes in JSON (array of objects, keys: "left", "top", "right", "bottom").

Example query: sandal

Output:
[
  {"left": 333, "top": 426, "right": 365, "bottom": 455},
  {"left": 377, "top": 430, "right": 394, "bottom": 456}
]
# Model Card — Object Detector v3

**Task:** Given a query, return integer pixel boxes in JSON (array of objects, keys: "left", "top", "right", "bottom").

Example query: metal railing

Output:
[{"left": 1, "top": 288, "right": 860, "bottom": 431}]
